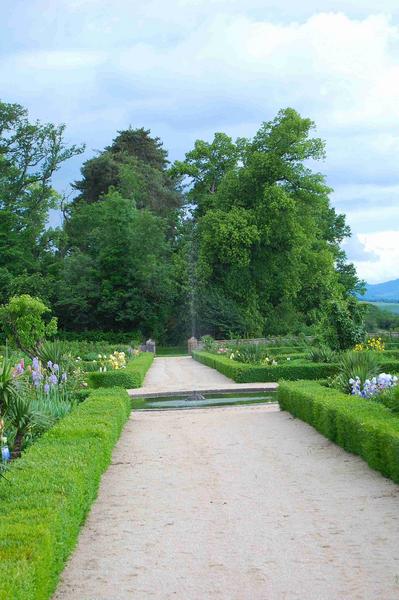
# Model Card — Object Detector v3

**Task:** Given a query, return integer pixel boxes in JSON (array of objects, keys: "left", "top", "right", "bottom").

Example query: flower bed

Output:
[
  {"left": 192, "top": 351, "right": 338, "bottom": 381},
  {"left": 0, "top": 386, "right": 131, "bottom": 600},
  {"left": 88, "top": 352, "right": 154, "bottom": 388},
  {"left": 278, "top": 380, "right": 399, "bottom": 483}
]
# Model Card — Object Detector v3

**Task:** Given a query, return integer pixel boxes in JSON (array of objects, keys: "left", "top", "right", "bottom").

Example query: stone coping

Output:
[{"left": 128, "top": 382, "right": 278, "bottom": 398}]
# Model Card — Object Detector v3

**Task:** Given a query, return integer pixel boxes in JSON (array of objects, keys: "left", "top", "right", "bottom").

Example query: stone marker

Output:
[
  {"left": 146, "top": 338, "right": 156, "bottom": 353},
  {"left": 188, "top": 336, "right": 198, "bottom": 354}
]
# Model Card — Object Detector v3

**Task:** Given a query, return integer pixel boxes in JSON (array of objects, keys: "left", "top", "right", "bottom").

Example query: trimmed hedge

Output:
[
  {"left": 193, "top": 351, "right": 338, "bottom": 381},
  {"left": 0, "top": 387, "right": 131, "bottom": 600},
  {"left": 88, "top": 352, "right": 154, "bottom": 388},
  {"left": 278, "top": 380, "right": 399, "bottom": 483},
  {"left": 193, "top": 351, "right": 399, "bottom": 383},
  {"left": 379, "top": 358, "right": 399, "bottom": 374}
]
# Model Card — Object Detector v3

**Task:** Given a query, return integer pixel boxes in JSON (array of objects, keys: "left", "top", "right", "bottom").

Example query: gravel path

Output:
[
  {"left": 128, "top": 356, "right": 277, "bottom": 396},
  {"left": 54, "top": 405, "right": 399, "bottom": 600}
]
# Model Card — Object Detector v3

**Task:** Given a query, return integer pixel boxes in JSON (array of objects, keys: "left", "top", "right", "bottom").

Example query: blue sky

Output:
[{"left": 2, "top": 0, "right": 399, "bottom": 283}]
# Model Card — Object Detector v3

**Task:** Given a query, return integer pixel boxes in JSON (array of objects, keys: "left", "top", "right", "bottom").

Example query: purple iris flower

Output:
[
  {"left": 14, "top": 363, "right": 24, "bottom": 376},
  {"left": 49, "top": 373, "right": 58, "bottom": 385},
  {"left": 32, "top": 369, "right": 42, "bottom": 384},
  {"left": 53, "top": 364, "right": 60, "bottom": 373},
  {"left": 47, "top": 361, "right": 53, "bottom": 369},
  {"left": 32, "top": 357, "right": 40, "bottom": 370},
  {"left": 44, "top": 383, "right": 50, "bottom": 394},
  {"left": 61, "top": 372, "right": 67, "bottom": 383}
]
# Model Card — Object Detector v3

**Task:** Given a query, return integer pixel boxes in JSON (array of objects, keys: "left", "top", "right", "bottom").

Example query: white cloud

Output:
[
  {"left": 351, "top": 231, "right": 399, "bottom": 283},
  {"left": 1, "top": 4, "right": 399, "bottom": 281}
]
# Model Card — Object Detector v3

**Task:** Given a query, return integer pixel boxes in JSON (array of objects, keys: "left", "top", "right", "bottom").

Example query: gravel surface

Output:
[
  {"left": 54, "top": 405, "right": 399, "bottom": 600},
  {"left": 128, "top": 356, "right": 277, "bottom": 395}
]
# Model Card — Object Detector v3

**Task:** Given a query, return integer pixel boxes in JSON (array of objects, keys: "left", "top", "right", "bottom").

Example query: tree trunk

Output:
[{"left": 11, "top": 431, "right": 24, "bottom": 459}]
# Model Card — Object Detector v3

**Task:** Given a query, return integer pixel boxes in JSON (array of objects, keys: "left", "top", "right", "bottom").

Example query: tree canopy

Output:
[
  {"left": 0, "top": 100, "right": 84, "bottom": 304},
  {"left": 0, "top": 100, "right": 364, "bottom": 343},
  {"left": 174, "top": 108, "right": 361, "bottom": 337}
]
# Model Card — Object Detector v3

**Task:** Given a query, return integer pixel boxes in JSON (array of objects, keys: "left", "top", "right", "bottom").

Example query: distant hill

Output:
[{"left": 361, "top": 279, "right": 399, "bottom": 302}]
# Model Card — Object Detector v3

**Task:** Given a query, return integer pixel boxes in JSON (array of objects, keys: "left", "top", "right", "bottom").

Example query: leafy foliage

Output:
[
  {"left": 379, "top": 385, "right": 399, "bottom": 413},
  {"left": 0, "top": 295, "right": 57, "bottom": 356},
  {"left": 175, "top": 108, "right": 362, "bottom": 338},
  {"left": 0, "top": 353, "right": 20, "bottom": 413},
  {"left": 0, "top": 100, "right": 83, "bottom": 305},
  {"left": 334, "top": 350, "right": 381, "bottom": 393},
  {"left": 58, "top": 191, "right": 177, "bottom": 338},
  {"left": 200, "top": 335, "right": 218, "bottom": 353},
  {"left": 319, "top": 297, "right": 367, "bottom": 350},
  {"left": 0, "top": 100, "right": 365, "bottom": 343},
  {"left": 307, "top": 345, "right": 337, "bottom": 364}
]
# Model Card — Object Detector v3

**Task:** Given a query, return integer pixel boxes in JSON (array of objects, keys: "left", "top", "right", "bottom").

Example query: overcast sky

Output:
[{"left": 2, "top": 0, "right": 399, "bottom": 283}]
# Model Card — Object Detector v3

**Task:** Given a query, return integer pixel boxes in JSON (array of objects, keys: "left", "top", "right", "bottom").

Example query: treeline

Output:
[
  {"left": 364, "top": 304, "right": 399, "bottom": 332},
  {"left": 0, "top": 100, "right": 364, "bottom": 343}
]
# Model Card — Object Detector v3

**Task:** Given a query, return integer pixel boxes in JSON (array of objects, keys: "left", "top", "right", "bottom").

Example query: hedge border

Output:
[
  {"left": 193, "top": 351, "right": 399, "bottom": 383},
  {"left": 88, "top": 352, "right": 154, "bottom": 388},
  {"left": 192, "top": 351, "right": 338, "bottom": 381},
  {"left": 0, "top": 387, "right": 131, "bottom": 600},
  {"left": 278, "top": 380, "right": 399, "bottom": 483}
]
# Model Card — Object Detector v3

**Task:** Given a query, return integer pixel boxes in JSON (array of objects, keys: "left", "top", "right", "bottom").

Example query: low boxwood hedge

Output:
[
  {"left": 193, "top": 351, "right": 399, "bottom": 383},
  {"left": 379, "top": 358, "right": 399, "bottom": 373},
  {"left": 88, "top": 352, "right": 154, "bottom": 388},
  {"left": 278, "top": 380, "right": 399, "bottom": 483},
  {"left": 193, "top": 351, "right": 338, "bottom": 381},
  {"left": 0, "top": 387, "right": 131, "bottom": 600}
]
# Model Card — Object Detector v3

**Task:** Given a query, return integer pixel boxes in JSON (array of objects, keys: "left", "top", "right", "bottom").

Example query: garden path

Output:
[
  {"left": 128, "top": 355, "right": 277, "bottom": 396},
  {"left": 54, "top": 404, "right": 399, "bottom": 600}
]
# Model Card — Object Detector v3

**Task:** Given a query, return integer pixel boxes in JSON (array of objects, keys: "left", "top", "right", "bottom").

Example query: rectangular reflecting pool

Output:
[{"left": 131, "top": 391, "right": 277, "bottom": 411}]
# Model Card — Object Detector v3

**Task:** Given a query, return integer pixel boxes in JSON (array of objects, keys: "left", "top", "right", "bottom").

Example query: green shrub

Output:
[
  {"left": 88, "top": 352, "right": 154, "bottom": 388},
  {"left": 380, "top": 358, "right": 399, "bottom": 373},
  {"left": 57, "top": 330, "right": 141, "bottom": 344},
  {"left": 36, "top": 340, "right": 66, "bottom": 367},
  {"left": 200, "top": 335, "right": 218, "bottom": 353},
  {"left": 231, "top": 344, "right": 270, "bottom": 364},
  {"left": 334, "top": 350, "right": 381, "bottom": 393},
  {"left": 77, "top": 359, "right": 100, "bottom": 372},
  {"left": 0, "top": 295, "right": 57, "bottom": 357},
  {"left": 278, "top": 380, "right": 399, "bottom": 483},
  {"left": 319, "top": 297, "right": 367, "bottom": 351},
  {"left": 263, "top": 346, "right": 306, "bottom": 355},
  {"left": 0, "top": 387, "right": 131, "bottom": 599},
  {"left": 57, "top": 341, "right": 132, "bottom": 361},
  {"left": 193, "top": 351, "right": 338, "bottom": 381},
  {"left": 307, "top": 345, "right": 337, "bottom": 364},
  {"left": 379, "top": 385, "right": 399, "bottom": 413},
  {"left": 385, "top": 342, "right": 399, "bottom": 350}
]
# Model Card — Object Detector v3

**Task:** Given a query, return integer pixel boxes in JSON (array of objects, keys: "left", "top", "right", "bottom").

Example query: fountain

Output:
[{"left": 187, "top": 391, "right": 205, "bottom": 402}]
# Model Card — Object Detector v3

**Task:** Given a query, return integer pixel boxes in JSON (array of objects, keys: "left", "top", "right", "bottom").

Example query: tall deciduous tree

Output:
[
  {"left": 174, "top": 108, "right": 362, "bottom": 337},
  {"left": 58, "top": 191, "right": 178, "bottom": 339},
  {"left": 0, "top": 100, "right": 84, "bottom": 303}
]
